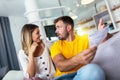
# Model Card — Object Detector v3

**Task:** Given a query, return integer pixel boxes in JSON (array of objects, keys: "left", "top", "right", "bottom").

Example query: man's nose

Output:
[{"left": 55, "top": 29, "right": 58, "bottom": 33}]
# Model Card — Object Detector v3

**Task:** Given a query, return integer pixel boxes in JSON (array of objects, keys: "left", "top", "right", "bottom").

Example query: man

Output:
[{"left": 50, "top": 16, "right": 105, "bottom": 80}]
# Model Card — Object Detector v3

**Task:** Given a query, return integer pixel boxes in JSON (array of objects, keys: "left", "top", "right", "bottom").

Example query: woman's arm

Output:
[
  {"left": 26, "top": 54, "right": 36, "bottom": 78},
  {"left": 26, "top": 42, "right": 38, "bottom": 78}
]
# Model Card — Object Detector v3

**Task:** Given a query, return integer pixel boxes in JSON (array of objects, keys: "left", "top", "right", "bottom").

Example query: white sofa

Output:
[
  {"left": 0, "top": 66, "right": 8, "bottom": 80},
  {"left": 2, "top": 70, "right": 24, "bottom": 80},
  {"left": 92, "top": 31, "right": 120, "bottom": 80}
]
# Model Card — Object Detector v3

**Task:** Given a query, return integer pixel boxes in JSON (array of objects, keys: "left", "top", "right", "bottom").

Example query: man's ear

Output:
[{"left": 67, "top": 25, "right": 72, "bottom": 31}]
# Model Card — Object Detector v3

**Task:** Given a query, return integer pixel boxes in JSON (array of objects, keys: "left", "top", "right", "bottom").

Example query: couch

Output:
[
  {"left": 0, "top": 66, "right": 8, "bottom": 80},
  {"left": 92, "top": 31, "right": 120, "bottom": 80},
  {"left": 2, "top": 70, "right": 24, "bottom": 80},
  {"left": 2, "top": 32, "right": 120, "bottom": 80}
]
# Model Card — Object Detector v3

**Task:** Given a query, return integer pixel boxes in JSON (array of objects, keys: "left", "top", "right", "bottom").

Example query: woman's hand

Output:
[{"left": 29, "top": 42, "right": 38, "bottom": 56}]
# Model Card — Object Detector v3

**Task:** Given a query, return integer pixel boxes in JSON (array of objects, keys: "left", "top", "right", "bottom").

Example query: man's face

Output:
[{"left": 55, "top": 20, "right": 69, "bottom": 40}]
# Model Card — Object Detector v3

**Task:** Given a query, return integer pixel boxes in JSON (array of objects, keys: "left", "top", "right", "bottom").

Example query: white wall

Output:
[{"left": 9, "top": 16, "right": 27, "bottom": 55}]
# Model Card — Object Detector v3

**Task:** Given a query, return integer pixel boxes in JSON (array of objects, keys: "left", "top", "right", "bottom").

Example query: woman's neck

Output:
[{"left": 34, "top": 42, "right": 45, "bottom": 57}]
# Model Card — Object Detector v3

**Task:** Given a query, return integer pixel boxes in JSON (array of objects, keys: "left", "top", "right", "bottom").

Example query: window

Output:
[{"left": 44, "top": 25, "right": 58, "bottom": 41}]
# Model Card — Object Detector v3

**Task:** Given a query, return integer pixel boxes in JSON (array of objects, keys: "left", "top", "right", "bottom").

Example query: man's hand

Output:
[
  {"left": 75, "top": 46, "right": 97, "bottom": 64},
  {"left": 98, "top": 18, "right": 106, "bottom": 31},
  {"left": 52, "top": 46, "right": 97, "bottom": 72}
]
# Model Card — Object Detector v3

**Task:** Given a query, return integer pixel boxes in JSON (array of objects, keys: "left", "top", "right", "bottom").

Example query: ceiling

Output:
[
  {"left": 0, "top": 0, "right": 106, "bottom": 24},
  {"left": 0, "top": 0, "right": 25, "bottom": 16}
]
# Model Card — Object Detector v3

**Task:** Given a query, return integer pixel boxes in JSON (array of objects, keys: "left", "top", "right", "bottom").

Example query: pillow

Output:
[{"left": 92, "top": 31, "right": 120, "bottom": 80}]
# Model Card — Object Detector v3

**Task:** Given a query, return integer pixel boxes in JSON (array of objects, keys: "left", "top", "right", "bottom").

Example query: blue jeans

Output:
[{"left": 54, "top": 64, "right": 105, "bottom": 80}]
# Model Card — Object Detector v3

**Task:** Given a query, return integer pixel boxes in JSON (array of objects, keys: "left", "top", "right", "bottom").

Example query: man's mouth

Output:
[{"left": 57, "top": 34, "right": 59, "bottom": 36}]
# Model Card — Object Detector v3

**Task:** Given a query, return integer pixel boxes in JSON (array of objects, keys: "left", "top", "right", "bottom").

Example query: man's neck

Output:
[{"left": 66, "top": 33, "right": 75, "bottom": 42}]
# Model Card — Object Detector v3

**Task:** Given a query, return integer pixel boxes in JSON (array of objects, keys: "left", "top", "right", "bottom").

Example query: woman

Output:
[{"left": 18, "top": 24, "right": 55, "bottom": 80}]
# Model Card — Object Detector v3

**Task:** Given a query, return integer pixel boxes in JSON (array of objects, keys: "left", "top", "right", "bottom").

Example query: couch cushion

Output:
[
  {"left": 92, "top": 31, "right": 120, "bottom": 80},
  {"left": 2, "top": 70, "right": 24, "bottom": 80}
]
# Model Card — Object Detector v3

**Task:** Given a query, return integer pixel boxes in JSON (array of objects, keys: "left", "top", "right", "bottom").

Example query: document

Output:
[{"left": 89, "top": 25, "right": 109, "bottom": 47}]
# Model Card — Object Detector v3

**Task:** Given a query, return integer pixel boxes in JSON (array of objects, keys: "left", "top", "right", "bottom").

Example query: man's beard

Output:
[{"left": 58, "top": 32, "right": 69, "bottom": 40}]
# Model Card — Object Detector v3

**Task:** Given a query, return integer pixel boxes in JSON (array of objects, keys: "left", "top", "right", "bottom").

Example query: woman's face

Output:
[{"left": 32, "top": 28, "right": 41, "bottom": 43}]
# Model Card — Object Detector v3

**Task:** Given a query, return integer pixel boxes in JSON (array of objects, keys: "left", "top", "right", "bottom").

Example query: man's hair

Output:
[{"left": 54, "top": 16, "right": 74, "bottom": 28}]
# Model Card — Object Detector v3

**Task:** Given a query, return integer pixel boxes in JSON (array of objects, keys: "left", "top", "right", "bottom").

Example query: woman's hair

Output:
[
  {"left": 21, "top": 24, "right": 39, "bottom": 55},
  {"left": 54, "top": 16, "right": 74, "bottom": 28}
]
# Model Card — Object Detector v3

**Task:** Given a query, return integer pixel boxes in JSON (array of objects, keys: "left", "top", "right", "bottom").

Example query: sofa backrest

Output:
[{"left": 92, "top": 31, "right": 120, "bottom": 80}]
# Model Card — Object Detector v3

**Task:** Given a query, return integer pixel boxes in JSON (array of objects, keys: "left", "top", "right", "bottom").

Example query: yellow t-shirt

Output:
[{"left": 50, "top": 34, "right": 89, "bottom": 77}]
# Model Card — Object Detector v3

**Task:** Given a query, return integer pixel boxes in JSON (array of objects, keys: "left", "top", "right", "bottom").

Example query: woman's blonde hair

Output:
[{"left": 21, "top": 24, "right": 38, "bottom": 55}]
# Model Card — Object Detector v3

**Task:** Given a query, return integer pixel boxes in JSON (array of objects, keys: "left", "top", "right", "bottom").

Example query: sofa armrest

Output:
[
  {"left": 0, "top": 66, "right": 8, "bottom": 79},
  {"left": 2, "top": 70, "right": 24, "bottom": 80}
]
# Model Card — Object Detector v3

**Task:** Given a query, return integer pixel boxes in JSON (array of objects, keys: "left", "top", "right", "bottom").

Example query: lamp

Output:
[
  {"left": 69, "top": 12, "right": 78, "bottom": 20},
  {"left": 81, "top": 0, "right": 94, "bottom": 5}
]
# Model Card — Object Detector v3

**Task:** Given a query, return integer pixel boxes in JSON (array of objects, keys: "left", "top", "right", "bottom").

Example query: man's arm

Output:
[{"left": 53, "top": 46, "right": 97, "bottom": 72}]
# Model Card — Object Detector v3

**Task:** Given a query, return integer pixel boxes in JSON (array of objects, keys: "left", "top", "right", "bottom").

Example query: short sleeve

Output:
[
  {"left": 50, "top": 42, "right": 61, "bottom": 59},
  {"left": 82, "top": 34, "right": 90, "bottom": 48},
  {"left": 18, "top": 50, "right": 29, "bottom": 78}
]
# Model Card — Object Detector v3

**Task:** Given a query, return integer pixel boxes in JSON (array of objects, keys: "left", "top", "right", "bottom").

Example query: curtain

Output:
[{"left": 0, "top": 17, "right": 20, "bottom": 70}]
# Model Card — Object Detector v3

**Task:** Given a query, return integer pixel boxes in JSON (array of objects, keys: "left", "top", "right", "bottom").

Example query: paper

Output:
[{"left": 89, "top": 25, "right": 109, "bottom": 47}]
